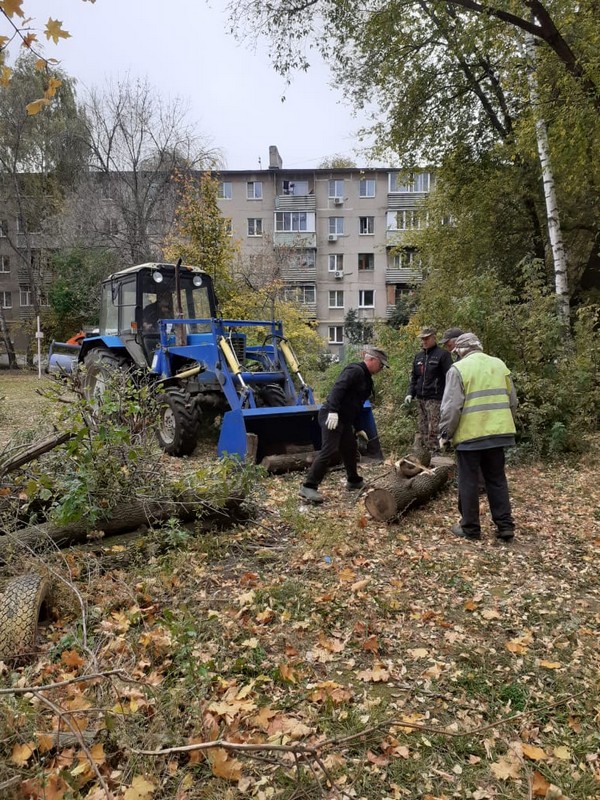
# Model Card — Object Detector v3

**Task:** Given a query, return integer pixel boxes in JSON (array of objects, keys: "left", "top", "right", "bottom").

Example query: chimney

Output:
[{"left": 269, "top": 145, "right": 283, "bottom": 170}]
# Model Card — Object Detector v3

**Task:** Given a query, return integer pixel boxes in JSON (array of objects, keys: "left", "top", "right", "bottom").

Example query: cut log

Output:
[
  {"left": 364, "top": 464, "right": 453, "bottom": 522},
  {"left": 260, "top": 451, "right": 316, "bottom": 474},
  {"left": 0, "top": 492, "right": 246, "bottom": 566}
]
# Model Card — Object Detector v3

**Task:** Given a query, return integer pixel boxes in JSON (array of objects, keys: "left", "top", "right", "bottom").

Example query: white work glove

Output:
[
  {"left": 325, "top": 412, "right": 339, "bottom": 430},
  {"left": 404, "top": 394, "right": 414, "bottom": 406},
  {"left": 438, "top": 437, "right": 449, "bottom": 452}
]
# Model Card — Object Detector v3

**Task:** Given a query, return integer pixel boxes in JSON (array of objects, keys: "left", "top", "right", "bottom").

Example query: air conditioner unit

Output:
[
  {"left": 328, "top": 234, "right": 338, "bottom": 242},
  {"left": 333, "top": 196, "right": 344, "bottom": 205},
  {"left": 334, "top": 270, "right": 344, "bottom": 279}
]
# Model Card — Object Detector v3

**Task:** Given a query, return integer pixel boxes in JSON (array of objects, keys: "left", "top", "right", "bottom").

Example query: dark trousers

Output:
[
  {"left": 457, "top": 447, "right": 514, "bottom": 535},
  {"left": 304, "top": 409, "right": 360, "bottom": 488}
]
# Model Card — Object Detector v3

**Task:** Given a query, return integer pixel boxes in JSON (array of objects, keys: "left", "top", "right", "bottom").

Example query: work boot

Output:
[
  {"left": 451, "top": 523, "right": 481, "bottom": 541},
  {"left": 346, "top": 478, "right": 365, "bottom": 491},
  {"left": 496, "top": 528, "right": 515, "bottom": 542},
  {"left": 299, "top": 486, "right": 324, "bottom": 504}
]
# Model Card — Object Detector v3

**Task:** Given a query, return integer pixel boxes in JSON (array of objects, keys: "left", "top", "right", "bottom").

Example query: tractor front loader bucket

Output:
[
  {"left": 218, "top": 405, "right": 321, "bottom": 466},
  {"left": 218, "top": 401, "right": 384, "bottom": 469}
]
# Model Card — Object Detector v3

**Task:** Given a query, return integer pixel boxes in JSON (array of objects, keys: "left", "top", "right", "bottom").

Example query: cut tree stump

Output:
[{"left": 364, "top": 457, "right": 454, "bottom": 522}]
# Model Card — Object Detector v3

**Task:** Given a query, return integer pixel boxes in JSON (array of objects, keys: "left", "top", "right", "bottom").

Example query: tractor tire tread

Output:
[{"left": 0, "top": 573, "right": 50, "bottom": 662}]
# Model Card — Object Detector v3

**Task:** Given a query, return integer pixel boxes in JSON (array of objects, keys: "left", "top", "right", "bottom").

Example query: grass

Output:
[{"left": 0, "top": 372, "right": 599, "bottom": 799}]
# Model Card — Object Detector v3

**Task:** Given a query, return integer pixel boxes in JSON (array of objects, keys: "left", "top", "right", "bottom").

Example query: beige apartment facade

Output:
[{"left": 216, "top": 146, "right": 429, "bottom": 351}]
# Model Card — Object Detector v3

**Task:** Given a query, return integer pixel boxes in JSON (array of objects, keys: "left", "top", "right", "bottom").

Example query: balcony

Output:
[
  {"left": 275, "top": 195, "right": 316, "bottom": 211},
  {"left": 386, "top": 192, "right": 428, "bottom": 211},
  {"left": 273, "top": 231, "right": 317, "bottom": 249},
  {"left": 385, "top": 266, "right": 422, "bottom": 284}
]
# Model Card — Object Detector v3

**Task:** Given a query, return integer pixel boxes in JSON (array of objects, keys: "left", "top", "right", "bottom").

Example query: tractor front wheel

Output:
[
  {"left": 157, "top": 387, "right": 201, "bottom": 456},
  {"left": 258, "top": 383, "right": 288, "bottom": 407},
  {"left": 83, "top": 348, "right": 130, "bottom": 403}
]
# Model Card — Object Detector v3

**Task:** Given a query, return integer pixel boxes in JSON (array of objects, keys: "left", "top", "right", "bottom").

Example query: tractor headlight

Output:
[
  {"left": 152, "top": 271, "right": 164, "bottom": 284},
  {"left": 193, "top": 275, "right": 204, "bottom": 287}
]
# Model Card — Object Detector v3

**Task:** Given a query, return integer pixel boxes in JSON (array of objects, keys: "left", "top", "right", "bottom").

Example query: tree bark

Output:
[
  {"left": 364, "top": 462, "right": 453, "bottom": 522},
  {"left": 525, "top": 30, "right": 571, "bottom": 326},
  {"left": 0, "top": 493, "right": 246, "bottom": 565}
]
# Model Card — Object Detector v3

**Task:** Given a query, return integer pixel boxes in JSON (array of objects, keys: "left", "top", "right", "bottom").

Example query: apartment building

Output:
[{"left": 216, "top": 145, "right": 430, "bottom": 349}]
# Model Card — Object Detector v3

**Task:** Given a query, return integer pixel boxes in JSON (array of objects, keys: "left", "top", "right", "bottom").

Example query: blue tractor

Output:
[{"left": 62, "top": 261, "right": 383, "bottom": 465}]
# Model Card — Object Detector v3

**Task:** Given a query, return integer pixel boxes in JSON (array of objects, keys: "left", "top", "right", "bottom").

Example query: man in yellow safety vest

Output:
[{"left": 438, "top": 333, "right": 517, "bottom": 542}]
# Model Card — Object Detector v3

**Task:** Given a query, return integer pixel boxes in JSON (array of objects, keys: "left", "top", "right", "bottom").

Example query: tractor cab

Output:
[{"left": 95, "top": 262, "right": 217, "bottom": 366}]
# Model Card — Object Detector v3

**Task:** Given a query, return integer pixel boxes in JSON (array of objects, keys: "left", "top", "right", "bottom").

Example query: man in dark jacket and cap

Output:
[
  {"left": 440, "top": 327, "right": 464, "bottom": 358},
  {"left": 405, "top": 327, "right": 453, "bottom": 453},
  {"left": 300, "top": 346, "right": 389, "bottom": 504}
]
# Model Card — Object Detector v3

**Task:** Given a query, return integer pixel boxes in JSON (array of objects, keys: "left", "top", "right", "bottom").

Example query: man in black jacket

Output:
[
  {"left": 405, "top": 327, "right": 453, "bottom": 453},
  {"left": 300, "top": 346, "right": 389, "bottom": 504}
]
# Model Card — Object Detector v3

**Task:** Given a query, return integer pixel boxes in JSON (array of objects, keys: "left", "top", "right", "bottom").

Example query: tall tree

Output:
[
  {"left": 0, "top": 52, "right": 86, "bottom": 361},
  {"left": 63, "top": 76, "right": 221, "bottom": 267},
  {"left": 163, "top": 171, "right": 238, "bottom": 303}
]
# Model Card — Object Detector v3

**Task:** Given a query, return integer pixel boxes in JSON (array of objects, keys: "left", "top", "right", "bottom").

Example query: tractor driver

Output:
[{"left": 143, "top": 291, "right": 173, "bottom": 332}]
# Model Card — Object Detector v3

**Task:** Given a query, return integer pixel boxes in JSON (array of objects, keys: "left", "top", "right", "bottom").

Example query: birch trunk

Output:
[{"left": 525, "top": 31, "right": 570, "bottom": 327}]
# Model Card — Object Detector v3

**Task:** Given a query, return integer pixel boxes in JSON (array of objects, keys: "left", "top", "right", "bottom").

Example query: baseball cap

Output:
[
  {"left": 364, "top": 346, "right": 390, "bottom": 368},
  {"left": 418, "top": 326, "right": 436, "bottom": 338},
  {"left": 440, "top": 327, "right": 464, "bottom": 345}
]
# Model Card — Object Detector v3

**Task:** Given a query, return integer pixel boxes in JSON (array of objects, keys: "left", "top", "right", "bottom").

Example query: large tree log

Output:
[
  {"left": 0, "top": 492, "right": 246, "bottom": 565},
  {"left": 364, "top": 459, "right": 453, "bottom": 522}
]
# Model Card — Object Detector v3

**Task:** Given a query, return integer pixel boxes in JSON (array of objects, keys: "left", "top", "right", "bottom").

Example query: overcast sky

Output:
[{"left": 19, "top": 0, "right": 379, "bottom": 171}]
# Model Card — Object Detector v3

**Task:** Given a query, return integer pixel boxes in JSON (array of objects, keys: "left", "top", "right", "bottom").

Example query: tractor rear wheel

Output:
[
  {"left": 258, "top": 383, "right": 288, "bottom": 407},
  {"left": 83, "top": 348, "right": 130, "bottom": 402},
  {"left": 0, "top": 573, "right": 51, "bottom": 662},
  {"left": 157, "top": 387, "right": 201, "bottom": 456}
]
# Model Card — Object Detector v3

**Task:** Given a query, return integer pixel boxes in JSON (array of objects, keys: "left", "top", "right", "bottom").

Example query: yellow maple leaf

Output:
[
  {"left": 123, "top": 775, "right": 156, "bottom": 800},
  {"left": 522, "top": 742, "right": 546, "bottom": 760},
  {"left": 553, "top": 745, "right": 571, "bottom": 760},
  {"left": 532, "top": 770, "right": 551, "bottom": 797},
  {"left": 26, "top": 97, "right": 49, "bottom": 116},
  {"left": 208, "top": 747, "right": 243, "bottom": 782},
  {"left": 538, "top": 660, "right": 561, "bottom": 669},
  {"left": 45, "top": 18, "right": 71, "bottom": 44},
  {"left": 21, "top": 32, "right": 37, "bottom": 48},
  {"left": 0, "top": 0, "right": 25, "bottom": 19},
  {"left": 490, "top": 755, "right": 521, "bottom": 780},
  {"left": 0, "top": 66, "right": 12, "bottom": 87},
  {"left": 45, "top": 77, "right": 62, "bottom": 99},
  {"left": 11, "top": 741, "right": 35, "bottom": 766}
]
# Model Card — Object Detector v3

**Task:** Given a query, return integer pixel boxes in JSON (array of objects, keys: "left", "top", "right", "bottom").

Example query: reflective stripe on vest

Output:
[{"left": 453, "top": 353, "right": 516, "bottom": 444}]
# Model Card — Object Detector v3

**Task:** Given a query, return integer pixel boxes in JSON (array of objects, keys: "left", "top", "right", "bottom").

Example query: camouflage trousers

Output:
[{"left": 417, "top": 399, "right": 441, "bottom": 454}]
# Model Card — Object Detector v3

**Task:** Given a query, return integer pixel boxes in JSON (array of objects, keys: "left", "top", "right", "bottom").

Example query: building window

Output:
[
  {"left": 328, "top": 179, "right": 344, "bottom": 198},
  {"left": 103, "top": 218, "right": 119, "bottom": 235},
  {"left": 282, "top": 180, "right": 309, "bottom": 196},
  {"left": 0, "top": 256, "right": 9, "bottom": 273},
  {"left": 284, "top": 284, "right": 315, "bottom": 304},
  {"left": 328, "top": 290, "right": 344, "bottom": 308},
  {"left": 328, "top": 325, "right": 344, "bottom": 344},
  {"left": 275, "top": 211, "right": 308, "bottom": 232},
  {"left": 0, "top": 291, "right": 11, "bottom": 308},
  {"left": 394, "top": 210, "right": 424, "bottom": 230},
  {"left": 359, "top": 178, "right": 376, "bottom": 197},
  {"left": 359, "top": 289, "right": 375, "bottom": 308},
  {"left": 218, "top": 181, "right": 232, "bottom": 199},
  {"left": 389, "top": 171, "right": 431, "bottom": 193},
  {"left": 20, "top": 286, "right": 32, "bottom": 307},
  {"left": 247, "top": 181, "right": 263, "bottom": 200},
  {"left": 359, "top": 216, "right": 374, "bottom": 235},
  {"left": 0, "top": 220, "right": 7, "bottom": 237},
  {"left": 296, "top": 249, "right": 316, "bottom": 269},
  {"left": 394, "top": 249, "right": 422, "bottom": 269},
  {"left": 328, "top": 254, "right": 343, "bottom": 272},
  {"left": 358, "top": 253, "right": 374, "bottom": 271},
  {"left": 329, "top": 217, "right": 344, "bottom": 235},
  {"left": 247, "top": 218, "right": 263, "bottom": 236}
]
